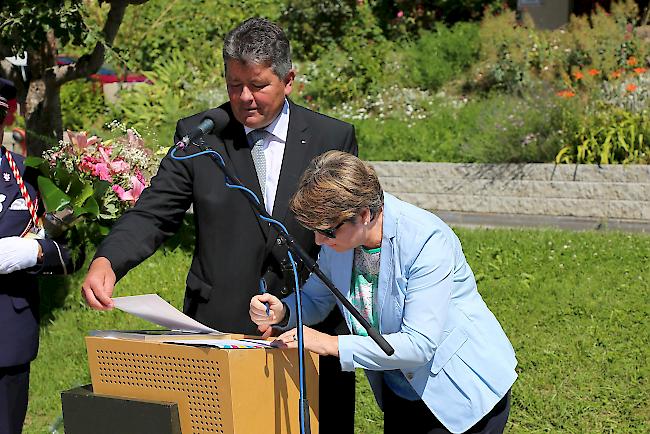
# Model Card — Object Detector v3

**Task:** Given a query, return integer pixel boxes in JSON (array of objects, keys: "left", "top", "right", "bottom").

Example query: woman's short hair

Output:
[{"left": 290, "top": 151, "right": 383, "bottom": 230}]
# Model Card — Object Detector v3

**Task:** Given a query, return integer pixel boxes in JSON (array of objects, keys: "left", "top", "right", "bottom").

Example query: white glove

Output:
[{"left": 0, "top": 236, "right": 40, "bottom": 274}]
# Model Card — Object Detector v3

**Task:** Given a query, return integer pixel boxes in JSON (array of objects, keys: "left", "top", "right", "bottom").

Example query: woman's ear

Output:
[{"left": 360, "top": 207, "right": 372, "bottom": 226}]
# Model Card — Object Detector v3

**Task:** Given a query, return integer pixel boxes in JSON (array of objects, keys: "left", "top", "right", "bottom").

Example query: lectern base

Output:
[{"left": 61, "top": 385, "right": 182, "bottom": 434}]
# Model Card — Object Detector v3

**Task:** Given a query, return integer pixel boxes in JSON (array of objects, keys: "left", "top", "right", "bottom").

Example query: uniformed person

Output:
[{"left": 0, "top": 78, "right": 77, "bottom": 434}]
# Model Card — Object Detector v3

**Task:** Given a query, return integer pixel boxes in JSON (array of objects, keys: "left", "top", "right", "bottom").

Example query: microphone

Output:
[{"left": 180, "top": 108, "right": 230, "bottom": 147}]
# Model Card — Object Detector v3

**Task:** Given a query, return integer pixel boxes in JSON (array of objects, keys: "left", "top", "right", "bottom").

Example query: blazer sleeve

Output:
[
  {"left": 93, "top": 121, "right": 194, "bottom": 280},
  {"left": 31, "top": 238, "right": 79, "bottom": 275},
  {"left": 338, "top": 229, "right": 454, "bottom": 372}
]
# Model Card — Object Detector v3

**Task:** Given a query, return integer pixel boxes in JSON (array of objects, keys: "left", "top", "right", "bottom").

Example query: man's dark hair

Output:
[{"left": 223, "top": 17, "right": 292, "bottom": 79}]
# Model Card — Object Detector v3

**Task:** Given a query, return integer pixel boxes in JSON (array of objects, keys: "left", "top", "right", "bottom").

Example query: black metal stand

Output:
[{"left": 190, "top": 144, "right": 394, "bottom": 356}]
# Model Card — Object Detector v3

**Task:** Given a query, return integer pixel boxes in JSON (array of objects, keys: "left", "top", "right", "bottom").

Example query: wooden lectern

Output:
[{"left": 84, "top": 335, "right": 319, "bottom": 434}]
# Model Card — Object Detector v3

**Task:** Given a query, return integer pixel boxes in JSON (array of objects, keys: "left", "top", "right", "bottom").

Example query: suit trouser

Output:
[
  {"left": 0, "top": 363, "right": 30, "bottom": 434},
  {"left": 383, "top": 380, "right": 511, "bottom": 434}
]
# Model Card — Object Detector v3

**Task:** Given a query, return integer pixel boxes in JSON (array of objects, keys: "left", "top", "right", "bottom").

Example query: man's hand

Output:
[
  {"left": 0, "top": 236, "right": 39, "bottom": 274},
  {"left": 81, "top": 257, "right": 116, "bottom": 310},
  {"left": 250, "top": 293, "right": 285, "bottom": 338}
]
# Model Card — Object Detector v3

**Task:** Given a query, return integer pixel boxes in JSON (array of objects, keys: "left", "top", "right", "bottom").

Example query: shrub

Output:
[
  {"left": 84, "top": 0, "right": 283, "bottom": 72},
  {"left": 280, "top": 0, "right": 356, "bottom": 59},
  {"left": 556, "top": 107, "right": 649, "bottom": 164},
  {"left": 298, "top": 3, "right": 389, "bottom": 108},
  {"left": 471, "top": 1, "right": 648, "bottom": 93},
  {"left": 60, "top": 79, "right": 108, "bottom": 131},
  {"left": 372, "top": 0, "right": 517, "bottom": 38},
  {"left": 345, "top": 88, "right": 579, "bottom": 163},
  {"left": 108, "top": 50, "right": 227, "bottom": 149},
  {"left": 402, "top": 22, "right": 480, "bottom": 91}
]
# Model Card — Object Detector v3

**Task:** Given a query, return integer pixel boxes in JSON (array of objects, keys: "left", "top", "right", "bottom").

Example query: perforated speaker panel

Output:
[{"left": 86, "top": 336, "right": 319, "bottom": 434}]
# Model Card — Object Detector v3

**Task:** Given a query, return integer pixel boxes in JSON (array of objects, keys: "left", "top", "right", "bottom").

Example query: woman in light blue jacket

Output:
[{"left": 250, "top": 151, "right": 517, "bottom": 434}]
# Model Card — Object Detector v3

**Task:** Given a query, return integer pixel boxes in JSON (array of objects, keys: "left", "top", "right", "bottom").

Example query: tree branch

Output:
[{"left": 54, "top": 0, "right": 148, "bottom": 85}]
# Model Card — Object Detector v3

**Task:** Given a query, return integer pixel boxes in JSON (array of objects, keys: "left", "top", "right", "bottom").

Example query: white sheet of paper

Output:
[
  {"left": 112, "top": 294, "right": 222, "bottom": 334},
  {"left": 161, "top": 338, "right": 273, "bottom": 349}
]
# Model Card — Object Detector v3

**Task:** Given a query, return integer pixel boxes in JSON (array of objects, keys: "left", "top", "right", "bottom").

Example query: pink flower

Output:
[
  {"left": 109, "top": 159, "right": 130, "bottom": 174},
  {"left": 93, "top": 163, "right": 113, "bottom": 182},
  {"left": 112, "top": 176, "right": 145, "bottom": 204},
  {"left": 397, "top": 10, "right": 404, "bottom": 18},
  {"left": 67, "top": 130, "right": 101, "bottom": 152},
  {"left": 127, "top": 129, "right": 144, "bottom": 148}
]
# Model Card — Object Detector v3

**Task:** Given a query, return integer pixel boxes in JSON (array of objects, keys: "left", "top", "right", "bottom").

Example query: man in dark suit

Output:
[
  {"left": 82, "top": 18, "right": 357, "bottom": 433},
  {"left": 0, "top": 78, "right": 76, "bottom": 434}
]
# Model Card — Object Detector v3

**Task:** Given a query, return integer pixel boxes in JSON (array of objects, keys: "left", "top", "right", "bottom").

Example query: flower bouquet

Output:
[{"left": 25, "top": 124, "right": 158, "bottom": 258}]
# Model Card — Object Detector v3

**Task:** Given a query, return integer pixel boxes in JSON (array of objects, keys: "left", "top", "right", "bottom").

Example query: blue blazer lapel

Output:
[{"left": 377, "top": 194, "right": 399, "bottom": 332}]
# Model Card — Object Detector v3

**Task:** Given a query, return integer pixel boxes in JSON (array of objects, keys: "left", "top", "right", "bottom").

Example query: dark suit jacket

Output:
[
  {"left": 96, "top": 100, "right": 358, "bottom": 334},
  {"left": 0, "top": 148, "right": 75, "bottom": 367}
]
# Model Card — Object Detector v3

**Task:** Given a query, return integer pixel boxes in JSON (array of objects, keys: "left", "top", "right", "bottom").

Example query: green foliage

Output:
[
  {"left": 401, "top": 22, "right": 480, "bottom": 91},
  {"left": 88, "top": 0, "right": 282, "bottom": 72},
  {"left": 372, "top": 0, "right": 517, "bottom": 39},
  {"left": 60, "top": 79, "right": 108, "bottom": 131},
  {"left": 556, "top": 107, "right": 650, "bottom": 164},
  {"left": 109, "top": 50, "right": 226, "bottom": 149},
  {"left": 347, "top": 89, "right": 577, "bottom": 163},
  {"left": 280, "top": 0, "right": 356, "bottom": 59},
  {"left": 473, "top": 1, "right": 648, "bottom": 93},
  {"left": 299, "top": 3, "right": 389, "bottom": 107},
  {"left": 23, "top": 228, "right": 650, "bottom": 433},
  {"left": 0, "top": 0, "right": 85, "bottom": 53}
]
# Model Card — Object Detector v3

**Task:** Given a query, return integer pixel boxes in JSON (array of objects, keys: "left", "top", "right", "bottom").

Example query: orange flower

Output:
[
  {"left": 627, "top": 56, "right": 637, "bottom": 66},
  {"left": 633, "top": 67, "right": 647, "bottom": 75},
  {"left": 557, "top": 90, "right": 576, "bottom": 98},
  {"left": 572, "top": 71, "right": 584, "bottom": 80},
  {"left": 588, "top": 69, "right": 600, "bottom": 76},
  {"left": 626, "top": 83, "right": 637, "bottom": 92},
  {"left": 610, "top": 69, "right": 622, "bottom": 79}
]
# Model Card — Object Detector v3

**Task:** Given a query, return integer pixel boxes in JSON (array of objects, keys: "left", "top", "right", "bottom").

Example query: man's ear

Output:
[{"left": 284, "top": 70, "right": 296, "bottom": 96}]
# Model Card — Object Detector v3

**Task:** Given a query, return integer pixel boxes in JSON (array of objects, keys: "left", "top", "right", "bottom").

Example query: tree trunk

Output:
[
  {"left": 24, "top": 77, "right": 62, "bottom": 157},
  {"left": 23, "top": 31, "right": 62, "bottom": 157}
]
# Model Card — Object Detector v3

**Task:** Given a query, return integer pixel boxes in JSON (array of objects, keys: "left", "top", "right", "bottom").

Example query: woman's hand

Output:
[
  {"left": 274, "top": 326, "right": 339, "bottom": 357},
  {"left": 250, "top": 293, "right": 285, "bottom": 337}
]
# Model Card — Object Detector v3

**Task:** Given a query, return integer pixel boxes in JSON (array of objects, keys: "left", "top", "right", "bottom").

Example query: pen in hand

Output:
[{"left": 259, "top": 278, "right": 270, "bottom": 316}]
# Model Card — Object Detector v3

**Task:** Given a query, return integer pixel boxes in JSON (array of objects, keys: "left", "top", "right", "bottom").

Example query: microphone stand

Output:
[{"left": 187, "top": 141, "right": 395, "bottom": 433}]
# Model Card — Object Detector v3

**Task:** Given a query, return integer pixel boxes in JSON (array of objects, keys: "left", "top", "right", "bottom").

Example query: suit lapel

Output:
[{"left": 272, "top": 101, "right": 312, "bottom": 222}]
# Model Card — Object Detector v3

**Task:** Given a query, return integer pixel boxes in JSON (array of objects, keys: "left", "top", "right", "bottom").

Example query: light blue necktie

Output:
[{"left": 247, "top": 129, "right": 267, "bottom": 197}]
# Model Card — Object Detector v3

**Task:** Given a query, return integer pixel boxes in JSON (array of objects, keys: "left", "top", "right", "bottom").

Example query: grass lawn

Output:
[{"left": 24, "top": 227, "right": 649, "bottom": 433}]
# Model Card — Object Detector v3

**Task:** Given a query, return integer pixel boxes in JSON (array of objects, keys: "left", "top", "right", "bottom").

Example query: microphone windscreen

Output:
[{"left": 201, "top": 108, "right": 230, "bottom": 136}]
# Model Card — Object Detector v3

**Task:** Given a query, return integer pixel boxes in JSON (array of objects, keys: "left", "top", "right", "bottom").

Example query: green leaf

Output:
[
  {"left": 72, "top": 181, "right": 95, "bottom": 208},
  {"left": 36, "top": 176, "right": 71, "bottom": 212},
  {"left": 24, "top": 156, "right": 46, "bottom": 168},
  {"left": 73, "top": 196, "right": 100, "bottom": 218}
]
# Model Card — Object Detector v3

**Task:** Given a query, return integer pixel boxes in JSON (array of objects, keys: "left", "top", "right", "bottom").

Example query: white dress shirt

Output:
[{"left": 244, "top": 99, "right": 289, "bottom": 214}]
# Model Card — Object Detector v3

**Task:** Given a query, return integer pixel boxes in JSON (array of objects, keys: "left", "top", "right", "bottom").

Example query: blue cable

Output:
[{"left": 170, "top": 144, "right": 307, "bottom": 434}]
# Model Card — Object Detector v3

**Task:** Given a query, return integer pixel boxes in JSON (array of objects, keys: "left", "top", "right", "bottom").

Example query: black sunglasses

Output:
[{"left": 308, "top": 220, "right": 346, "bottom": 239}]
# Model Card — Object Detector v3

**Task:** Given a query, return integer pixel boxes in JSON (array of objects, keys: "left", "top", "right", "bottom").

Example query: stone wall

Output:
[{"left": 372, "top": 162, "right": 650, "bottom": 230}]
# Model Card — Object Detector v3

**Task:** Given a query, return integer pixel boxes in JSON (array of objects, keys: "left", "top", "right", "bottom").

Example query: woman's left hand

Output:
[{"left": 274, "top": 326, "right": 339, "bottom": 357}]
